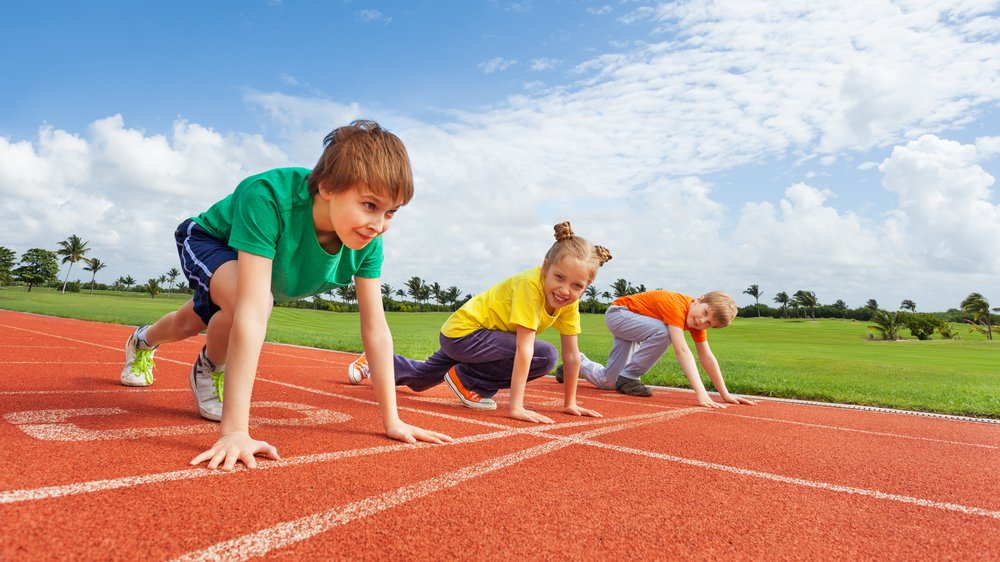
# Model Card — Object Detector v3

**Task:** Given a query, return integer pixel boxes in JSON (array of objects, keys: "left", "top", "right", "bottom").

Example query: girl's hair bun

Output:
[
  {"left": 594, "top": 245, "right": 613, "bottom": 266},
  {"left": 553, "top": 221, "right": 575, "bottom": 242}
]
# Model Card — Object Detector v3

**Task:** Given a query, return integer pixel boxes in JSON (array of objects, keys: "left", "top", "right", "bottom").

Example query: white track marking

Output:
[
  {"left": 172, "top": 405, "right": 998, "bottom": 561},
  {"left": 171, "top": 412, "right": 690, "bottom": 562},
  {"left": 0, "top": 323, "right": 190, "bottom": 365},
  {"left": 715, "top": 412, "right": 999, "bottom": 450},
  {"left": 0, "top": 388, "right": 187, "bottom": 395},
  {"left": 0, "top": 412, "right": 676, "bottom": 505},
  {"left": 3, "top": 402, "right": 350, "bottom": 441},
  {"left": 573, "top": 438, "right": 1000, "bottom": 520}
]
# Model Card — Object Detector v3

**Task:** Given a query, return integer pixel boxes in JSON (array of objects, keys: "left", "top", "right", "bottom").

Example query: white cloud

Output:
[
  {"left": 358, "top": 10, "right": 391, "bottom": 23},
  {"left": 586, "top": 5, "right": 612, "bottom": 16},
  {"left": 530, "top": 58, "right": 561, "bottom": 71},
  {"left": 478, "top": 57, "right": 518, "bottom": 74},
  {"left": 879, "top": 134, "right": 999, "bottom": 273},
  {"left": 976, "top": 135, "right": 1000, "bottom": 158}
]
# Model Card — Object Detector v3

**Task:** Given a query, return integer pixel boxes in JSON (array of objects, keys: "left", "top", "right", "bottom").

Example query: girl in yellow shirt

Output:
[{"left": 350, "top": 222, "right": 611, "bottom": 423}]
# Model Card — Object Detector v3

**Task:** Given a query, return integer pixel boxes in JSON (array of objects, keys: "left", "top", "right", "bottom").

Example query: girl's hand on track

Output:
[
  {"left": 510, "top": 407, "right": 555, "bottom": 424},
  {"left": 564, "top": 404, "right": 603, "bottom": 418},
  {"left": 386, "top": 421, "right": 454, "bottom": 444}
]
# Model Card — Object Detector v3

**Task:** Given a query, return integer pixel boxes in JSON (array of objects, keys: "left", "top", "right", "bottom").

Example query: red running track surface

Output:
[{"left": 1, "top": 310, "right": 998, "bottom": 560}]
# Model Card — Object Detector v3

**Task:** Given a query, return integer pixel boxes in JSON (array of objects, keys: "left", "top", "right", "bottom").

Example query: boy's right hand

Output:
[{"left": 189, "top": 430, "right": 281, "bottom": 471}]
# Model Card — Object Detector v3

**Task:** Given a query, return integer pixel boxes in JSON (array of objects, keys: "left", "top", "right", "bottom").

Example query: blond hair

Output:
[
  {"left": 543, "top": 221, "right": 612, "bottom": 281},
  {"left": 308, "top": 120, "right": 413, "bottom": 205},
  {"left": 700, "top": 291, "right": 738, "bottom": 327}
]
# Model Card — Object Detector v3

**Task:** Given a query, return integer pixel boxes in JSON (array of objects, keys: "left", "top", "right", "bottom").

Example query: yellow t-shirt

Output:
[{"left": 441, "top": 266, "right": 582, "bottom": 338}]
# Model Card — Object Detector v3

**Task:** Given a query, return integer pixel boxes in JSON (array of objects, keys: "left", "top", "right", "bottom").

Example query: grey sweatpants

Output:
[{"left": 579, "top": 305, "right": 672, "bottom": 389}]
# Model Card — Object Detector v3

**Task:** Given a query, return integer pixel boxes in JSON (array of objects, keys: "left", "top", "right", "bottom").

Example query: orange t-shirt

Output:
[{"left": 611, "top": 290, "right": 707, "bottom": 343}]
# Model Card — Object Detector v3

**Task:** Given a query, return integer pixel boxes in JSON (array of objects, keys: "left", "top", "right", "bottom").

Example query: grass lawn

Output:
[{"left": 2, "top": 287, "right": 998, "bottom": 418}]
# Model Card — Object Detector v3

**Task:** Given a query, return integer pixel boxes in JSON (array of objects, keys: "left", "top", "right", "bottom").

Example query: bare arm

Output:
[
  {"left": 559, "top": 334, "right": 601, "bottom": 418},
  {"left": 695, "top": 340, "right": 756, "bottom": 406},
  {"left": 190, "top": 251, "right": 280, "bottom": 469},
  {"left": 355, "top": 276, "right": 453, "bottom": 444},
  {"left": 668, "top": 324, "right": 725, "bottom": 409},
  {"left": 509, "top": 325, "right": 553, "bottom": 424}
]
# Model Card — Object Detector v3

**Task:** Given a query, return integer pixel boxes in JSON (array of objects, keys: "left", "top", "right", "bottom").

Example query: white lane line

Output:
[
  {"left": 0, "top": 412, "right": 675, "bottom": 505},
  {"left": 574, "top": 438, "right": 1000, "bottom": 521},
  {"left": 531, "top": 387, "right": 1000, "bottom": 450},
  {"left": 0, "top": 323, "right": 192, "bottom": 366},
  {"left": 716, "top": 412, "right": 999, "bottom": 450},
  {"left": 170, "top": 412, "right": 689, "bottom": 562},
  {"left": 0, "top": 389, "right": 187, "bottom": 395}
]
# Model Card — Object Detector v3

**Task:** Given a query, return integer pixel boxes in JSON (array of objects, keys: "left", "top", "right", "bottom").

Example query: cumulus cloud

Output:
[
  {"left": 0, "top": 116, "right": 288, "bottom": 285},
  {"left": 879, "top": 134, "right": 999, "bottom": 273}
]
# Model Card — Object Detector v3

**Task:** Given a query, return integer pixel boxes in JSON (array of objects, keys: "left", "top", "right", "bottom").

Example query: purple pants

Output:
[{"left": 395, "top": 330, "right": 558, "bottom": 399}]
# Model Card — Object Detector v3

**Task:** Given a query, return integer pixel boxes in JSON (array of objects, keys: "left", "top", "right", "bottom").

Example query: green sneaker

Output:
[{"left": 121, "top": 326, "right": 157, "bottom": 386}]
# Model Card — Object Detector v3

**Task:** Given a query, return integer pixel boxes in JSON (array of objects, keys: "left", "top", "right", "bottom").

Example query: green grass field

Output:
[{"left": 2, "top": 287, "right": 998, "bottom": 418}]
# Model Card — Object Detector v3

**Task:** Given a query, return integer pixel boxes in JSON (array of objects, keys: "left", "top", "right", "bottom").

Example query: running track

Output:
[{"left": 1, "top": 310, "right": 998, "bottom": 560}]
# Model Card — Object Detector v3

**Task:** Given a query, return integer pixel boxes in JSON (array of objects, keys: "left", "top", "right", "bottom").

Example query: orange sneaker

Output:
[
  {"left": 347, "top": 353, "right": 370, "bottom": 384},
  {"left": 443, "top": 366, "right": 497, "bottom": 411}
]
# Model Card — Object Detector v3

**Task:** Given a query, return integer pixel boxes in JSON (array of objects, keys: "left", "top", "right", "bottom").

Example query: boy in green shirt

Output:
[{"left": 120, "top": 120, "right": 452, "bottom": 470}]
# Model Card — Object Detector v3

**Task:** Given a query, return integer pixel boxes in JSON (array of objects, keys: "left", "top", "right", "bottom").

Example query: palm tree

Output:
[
  {"left": 610, "top": 278, "right": 634, "bottom": 299},
  {"left": 381, "top": 283, "right": 394, "bottom": 299},
  {"left": 868, "top": 309, "right": 903, "bottom": 340},
  {"left": 82, "top": 257, "right": 107, "bottom": 294},
  {"left": 165, "top": 267, "right": 181, "bottom": 297},
  {"left": 792, "top": 290, "right": 818, "bottom": 320},
  {"left": 961, "top": 292, "right": 993, "bottom": 340},
  {"left": 144, "top": 278, "right": 162, "bottom": 299},
  {"left": 395, "top": 288, "right": 406, "bottom": 301},
  {"left": 442, "top": 286, "right": 461, "bottom": 310},
  {"left": 123, "top": 275, "right": 136, "bottom": 291},
  {"left": 773, "top": 291, "right": 790, "bottom": 318},
  {"left": 405, "top": 276, "right": 425, "bottom": 303},
  {"left": 743, "top": 284, "right": 763, "bottom": 317},
  {"left": 865, "top": 299, "right": 879, "bottom": 311},
  {"left": 56, "top": 234, "right": 90, "bottom": 294},
  {"left": 900, "top": 299, "right": 916, "bottom": 312}
]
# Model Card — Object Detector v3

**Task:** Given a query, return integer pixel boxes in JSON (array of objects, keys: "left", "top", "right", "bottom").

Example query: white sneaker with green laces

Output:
[
  {"left": 121, "top": 326, "right": 158, "bottom": 387},
  {"left": 189, "top": 347, "right": 224, "bottom": 421}
]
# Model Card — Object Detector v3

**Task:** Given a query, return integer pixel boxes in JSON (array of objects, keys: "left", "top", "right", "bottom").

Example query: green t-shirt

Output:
[{"left": 192, "top": 167, "right": 383, "bottom": 302}]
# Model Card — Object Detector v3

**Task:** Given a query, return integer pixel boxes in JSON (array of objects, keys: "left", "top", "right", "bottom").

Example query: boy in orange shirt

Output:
[{"left": 561, "top": 290, "right": 756, "bottom": 408}]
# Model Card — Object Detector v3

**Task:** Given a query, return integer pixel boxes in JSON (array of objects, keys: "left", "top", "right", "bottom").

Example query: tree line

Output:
[
  {"left": 1, "top": 239, "right": 995, "bottom": 341},
  {"left": 741, "top": 284, "right": 995, "bottom": 341}
]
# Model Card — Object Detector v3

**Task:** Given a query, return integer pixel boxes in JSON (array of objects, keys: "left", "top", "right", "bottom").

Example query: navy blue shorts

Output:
[{"left": 174, "top": 219, "right": 238, "bottom": 325}]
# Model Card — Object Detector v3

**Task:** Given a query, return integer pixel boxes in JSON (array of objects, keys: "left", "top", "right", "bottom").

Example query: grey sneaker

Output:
[
  {"left": 121, "top": 326, "right": 157, "bottom": 387},
  {"left": 190, "top": 347, "right": 224, "bottom": 421},
  {"left": 554, "top": 364, "right": 564, "bottom": 383},
  {"left": 615, "top": 376, "right": 653, "bottom": 397}
]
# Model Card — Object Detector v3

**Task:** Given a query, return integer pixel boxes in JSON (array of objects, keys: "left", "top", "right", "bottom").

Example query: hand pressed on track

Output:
[{"left": 189, "top": 431, "right": 280, "bottom": 471}]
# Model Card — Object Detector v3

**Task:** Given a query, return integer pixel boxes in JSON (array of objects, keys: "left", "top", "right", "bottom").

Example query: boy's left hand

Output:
[
  {"left": 564, "top": 404, "right": 603, "bottom": 418},
  {"left": 385, "top": 420, "right": 454, "bottom": 444},
  {"left": 723, "top": 395, "right": 758, "bottom": 406}
]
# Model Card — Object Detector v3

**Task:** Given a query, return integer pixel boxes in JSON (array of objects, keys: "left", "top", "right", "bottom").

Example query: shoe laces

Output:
[
  {"left": 131, "top": 349, "right": 155, "bottom": 385},
  {"left": 356, "top": 357, "right": 370, "bottom": 379},
  {"left": 211, "top": 370, "right": 224, "bottom": 402}
]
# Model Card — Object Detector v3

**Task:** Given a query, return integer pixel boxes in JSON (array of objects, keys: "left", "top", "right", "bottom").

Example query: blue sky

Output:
[{"left": 2, "top": 0, "right": 999, "bottom": 312}]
